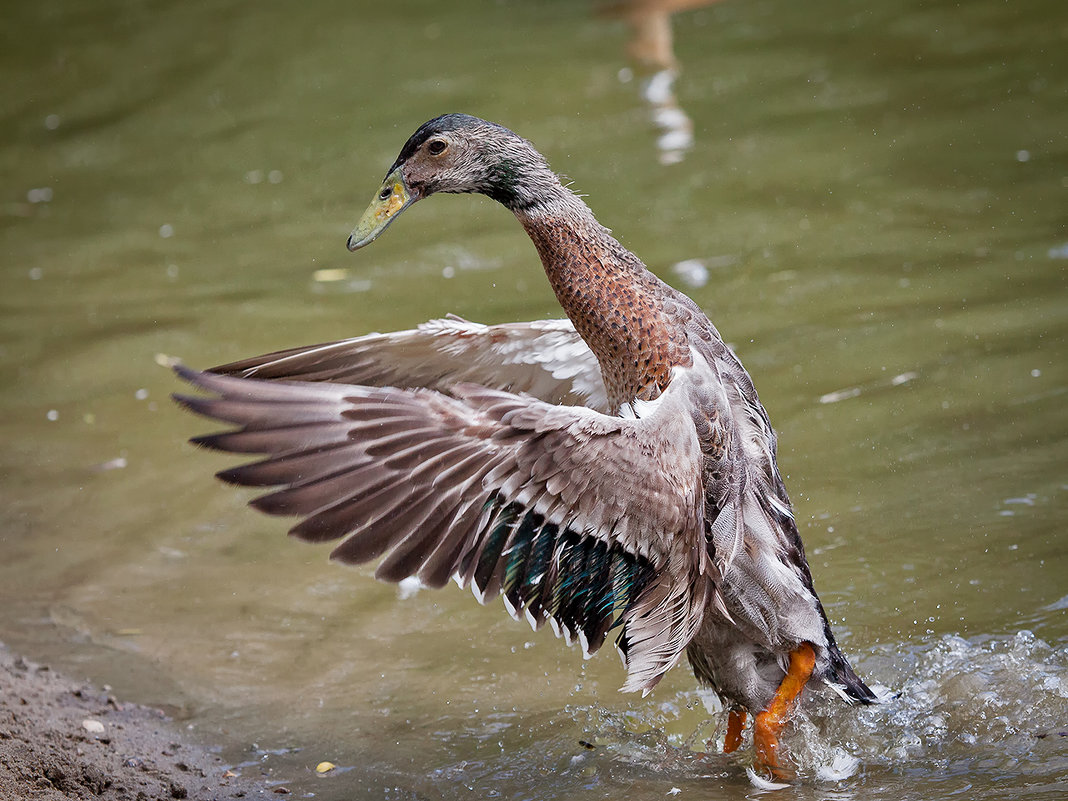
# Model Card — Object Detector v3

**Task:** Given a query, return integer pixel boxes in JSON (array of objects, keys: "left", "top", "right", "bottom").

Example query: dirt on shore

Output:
[{"left": 0, "top": 641, "right": 282, "bottom": 800}]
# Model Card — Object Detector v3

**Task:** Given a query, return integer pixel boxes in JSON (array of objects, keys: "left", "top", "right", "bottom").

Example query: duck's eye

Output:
[
  {"left": 427, "top": 139, "right": 448, "bottom": 156},
  {"left": 378, "top": 186, "right": 392, "bottom": 200}
]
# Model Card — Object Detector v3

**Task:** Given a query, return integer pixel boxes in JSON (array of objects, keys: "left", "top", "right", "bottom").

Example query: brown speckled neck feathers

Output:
[{"left": 515, "top": 195, "right": 693, "bottom": 410}]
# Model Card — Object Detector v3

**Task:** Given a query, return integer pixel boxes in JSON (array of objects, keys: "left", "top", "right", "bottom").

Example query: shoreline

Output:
[{"left": 0, "top": 640, "right": 282, "bottom": 800}]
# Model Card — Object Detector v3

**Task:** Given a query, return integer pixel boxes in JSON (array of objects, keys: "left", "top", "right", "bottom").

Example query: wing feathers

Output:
[
  {"left": 210, "top": 318, "right": 611, "bottom": 411},
  {"left": 373, "top": 498, "right": 459, "bottom": 583},
  {"left": 415, "top": 495, "right": 490, "bottom": 588},
  {"left": 249, "top": 462, "right": 393, "bottom": 518},
  {"left": 217, "top": 441, "right": 369, "bottom": 487},
  {"left": 175, "top": 364, "right": 708, "bottom": 692},
  {"left": 192, "top": 422, "right": 353, "bottom": 454}
]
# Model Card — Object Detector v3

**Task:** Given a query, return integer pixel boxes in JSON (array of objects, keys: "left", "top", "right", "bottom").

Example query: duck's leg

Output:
[
  {"left": 723, "top": 707, "right": 747, "bottom": 753},
  {"left": 753, "top": 642, "right": 816, "bottom": 777}
]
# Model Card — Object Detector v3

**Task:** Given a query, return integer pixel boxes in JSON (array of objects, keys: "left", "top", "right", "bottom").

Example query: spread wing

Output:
[
  {"left": 210, "top": 316, "right": 611, "bottom": 412},
  {"left": 174, "top": 365, "right": 711, "bottom": 693}
]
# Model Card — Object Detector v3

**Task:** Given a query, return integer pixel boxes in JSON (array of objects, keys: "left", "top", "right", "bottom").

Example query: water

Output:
[{"left": 2, "top": 0, "right": 1066, "bottom": 798}]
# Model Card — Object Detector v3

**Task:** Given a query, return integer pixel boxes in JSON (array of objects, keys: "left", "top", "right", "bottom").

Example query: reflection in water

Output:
[{"left": 601, "top": 1, "right": 724, "bottom": 164}]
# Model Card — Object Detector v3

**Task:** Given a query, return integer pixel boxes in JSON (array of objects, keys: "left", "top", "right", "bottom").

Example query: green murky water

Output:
[{"left": 2, "top": 1, "right": 1066, "bottom": 798}]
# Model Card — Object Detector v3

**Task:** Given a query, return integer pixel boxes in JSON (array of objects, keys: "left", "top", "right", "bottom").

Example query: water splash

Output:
[
  {"left": 577, "top": 631, "right": 1068, "bottom": 790},
  {"left": 834, "top": 632, "right": 1068, "bottom": 767}
]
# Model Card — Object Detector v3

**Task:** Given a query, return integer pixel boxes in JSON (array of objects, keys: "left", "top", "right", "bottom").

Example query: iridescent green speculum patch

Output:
[{"left": 467, "top": 495, "right": 655, "bottom": 651}]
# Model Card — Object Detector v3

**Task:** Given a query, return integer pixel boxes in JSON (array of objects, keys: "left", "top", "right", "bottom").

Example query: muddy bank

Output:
[{"left": 0, "top": 641, "right": 283, "bottom": 800}]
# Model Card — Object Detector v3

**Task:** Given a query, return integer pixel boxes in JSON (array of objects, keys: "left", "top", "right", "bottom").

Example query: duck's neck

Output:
[{"left": 511, "top": 188, "right": 690, "bottom": 408}]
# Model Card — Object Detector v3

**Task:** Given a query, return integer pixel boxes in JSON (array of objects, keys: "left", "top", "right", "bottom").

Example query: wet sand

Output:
[{"left": 0, "top": 641, "right": 281, "bottom": 800}]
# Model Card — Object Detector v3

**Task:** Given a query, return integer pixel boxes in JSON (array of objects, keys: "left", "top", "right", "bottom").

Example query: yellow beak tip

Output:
[{"left": 347, "top": 168, "right": 412, "bottom": 252}]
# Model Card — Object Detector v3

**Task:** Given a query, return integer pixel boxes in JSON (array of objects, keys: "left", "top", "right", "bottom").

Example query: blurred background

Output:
[{"left": 1, "top": 0, "right": 1065, "bottom": 798}]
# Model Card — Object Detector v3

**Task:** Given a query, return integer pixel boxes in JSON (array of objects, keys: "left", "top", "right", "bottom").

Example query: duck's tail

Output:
[{"left": 824, "top": 639, "right": 880, "bottom": 705}]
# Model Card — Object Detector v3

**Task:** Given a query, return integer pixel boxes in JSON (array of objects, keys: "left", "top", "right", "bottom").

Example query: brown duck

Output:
[{"left": 175, "top": 113, "right": 877, "bottom": 778}]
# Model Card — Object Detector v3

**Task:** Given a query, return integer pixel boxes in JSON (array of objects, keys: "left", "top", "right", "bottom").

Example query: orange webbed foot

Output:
[
  {"left": 752, "top": 642, "right": 816, "bottom": 780},
  {"left": 723, "top": 707, "right": 747, "bottom": 753}
]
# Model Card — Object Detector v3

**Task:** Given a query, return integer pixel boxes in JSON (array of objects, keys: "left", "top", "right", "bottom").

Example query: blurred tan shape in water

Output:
[{"left": 599, "top": 0, "right": 726, "bottom": 164}]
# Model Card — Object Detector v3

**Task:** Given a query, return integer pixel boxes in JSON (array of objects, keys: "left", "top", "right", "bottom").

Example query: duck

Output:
[{"left": 174, "top": 113, "right": 877, "bottom": 779}]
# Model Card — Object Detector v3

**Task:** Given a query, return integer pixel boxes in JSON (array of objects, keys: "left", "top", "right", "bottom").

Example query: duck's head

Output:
[{"left": 347, "top": 114, "right": 556, "bottom": 251}]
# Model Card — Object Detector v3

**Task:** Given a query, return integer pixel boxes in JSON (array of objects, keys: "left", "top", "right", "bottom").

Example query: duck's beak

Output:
[{"left": 347, "top": 167, "right": 414, "bottom": 251}]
